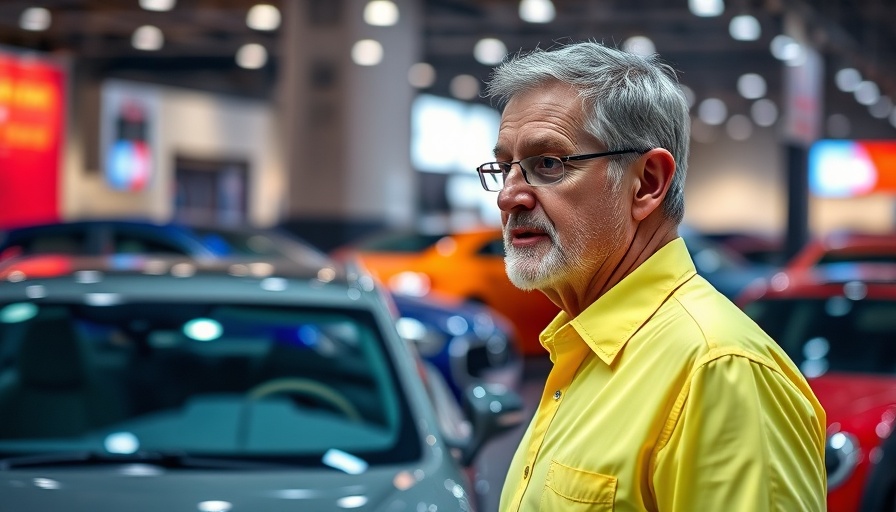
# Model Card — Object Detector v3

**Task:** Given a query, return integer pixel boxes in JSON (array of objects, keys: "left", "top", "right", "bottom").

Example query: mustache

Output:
[{"left": 504, "top": 212, "right": 556, "bottom": 242}]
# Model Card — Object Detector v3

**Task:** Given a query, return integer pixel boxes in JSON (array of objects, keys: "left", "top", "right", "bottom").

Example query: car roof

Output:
[
  {"left": 0, "top": 254, "right": 378, "bottom": 307},
  {"left": 740, "top": 263, "right": 896, "bottom": 303}
]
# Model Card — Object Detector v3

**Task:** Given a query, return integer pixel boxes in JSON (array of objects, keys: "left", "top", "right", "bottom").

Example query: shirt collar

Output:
[{"left": 540, "top": 237, "right": 697, "bottom": 366}]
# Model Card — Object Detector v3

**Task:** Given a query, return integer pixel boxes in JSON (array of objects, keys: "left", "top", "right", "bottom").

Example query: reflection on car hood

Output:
[
  {"left": 0, "top": 462, "right": 470, "bottom": 511},
  {"left": 811, "top": 373, "right": 896, "bottom": 423}
]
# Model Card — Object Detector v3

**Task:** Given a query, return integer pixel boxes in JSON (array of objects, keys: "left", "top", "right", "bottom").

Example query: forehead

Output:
[{"left": 495, "top": 82, "right": 591, "bottom": 155}]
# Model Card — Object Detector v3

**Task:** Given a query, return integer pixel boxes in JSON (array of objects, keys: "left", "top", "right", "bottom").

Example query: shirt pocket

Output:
[{"left": 541, "top": 459, "right": 618, "bottom": 511}]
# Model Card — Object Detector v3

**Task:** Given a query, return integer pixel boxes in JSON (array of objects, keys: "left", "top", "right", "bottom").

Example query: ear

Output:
[{"left": 631, "top": 149, "right": 676, "bottom": 222}]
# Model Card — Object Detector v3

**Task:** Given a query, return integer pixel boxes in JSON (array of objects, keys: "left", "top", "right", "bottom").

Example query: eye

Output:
[{"left": 529, "top": 156, "right": 564, "bottom": 178}]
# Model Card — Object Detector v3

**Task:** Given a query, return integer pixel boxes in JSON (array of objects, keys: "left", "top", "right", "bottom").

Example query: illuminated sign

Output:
[
  {"left": 809, "top": 139, "right": 896, "bottom": 198},
  {"left": 0, "top": 51, "right": 65, "bottom": 229},
  {"left": 100, "top": 80, "right": 159, "bottom": 191}
]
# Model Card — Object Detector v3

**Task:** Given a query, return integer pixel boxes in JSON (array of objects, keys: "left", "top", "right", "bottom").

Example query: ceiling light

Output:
[
  {"left": 835, "top": 68, "right": 862, "bottom": 93},
  {"left": 697, "top": 98, "right": 727, "bottom": 125},
  {"left": 869, "top": 96, "right": 892, "bottom": 119},
  {"left": 854, "top": 81, "right": 880, "bottom": 106},
  {"left": 473, "top": 38, "right": 507, "bottom": 65},
  {"left": 737, "top": 73, "right": 766, "bottom": 99},
  {"left": 769, "top": 35, "right": 797, "bottom": 59},
  {"left": 19, "top": 7, "right": 51, "bottom": 31},
  {"left": 352, "top": 39, "right": 384, "bottom": 66},
  {"left": 519, "top": 0, "right": 555, "bottom": 23},
  {"left": 751, "top": 98, "right": 778, "bottom": 127},
  {"left": 408, "top": 62, "right": 436, "bottom": 88},
  {"left": 236, "top": 43, "right": 267, "bottom": 69},
  {"left": 132, "top": 25, "right": 164, "bottom": 51},
  {"left": 139, "top": 0, "right": 175, "bottom": 12},
  {"left": 364, "top": 0, "right": 399, "bottom": 27},
  {"left": 622, "top": 36, "right": 655, "bottom": 56},
  {"left": 729, "top": 15, "right": 760, "bottom": 41},
  {"left": 450, "top": 74, "right": 480, "bottom": 100},
  {"left": 246, "top": 4, "right": 281, "bottom": 31},
  {"left": 689, "top": 0, "right": 724, "bottom": 17},
  {"left": 725, "top": 114, "right": 753, "bottom": 140}
]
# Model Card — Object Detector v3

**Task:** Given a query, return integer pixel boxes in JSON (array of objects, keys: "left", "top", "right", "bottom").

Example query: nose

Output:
[{"left": 497, "top": 165, "right": 536, "bottom": 213}]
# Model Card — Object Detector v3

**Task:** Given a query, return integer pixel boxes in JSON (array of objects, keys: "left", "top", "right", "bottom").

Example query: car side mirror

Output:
[{"left": 456, "top": 383, "right": 525, "bottom": 467}]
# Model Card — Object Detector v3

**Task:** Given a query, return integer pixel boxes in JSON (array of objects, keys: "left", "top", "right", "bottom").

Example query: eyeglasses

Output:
[{"left": 476, "top": 149, "right": 645, "bottom": 192}]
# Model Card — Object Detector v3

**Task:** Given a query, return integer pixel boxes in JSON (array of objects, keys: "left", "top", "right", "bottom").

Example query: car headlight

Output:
[
  {"left": 387, "top": 272, "right": 431, "bottom": 297},
  {"left": 396, "top": 316, "right": 447, "bottom": 357},
  {"left": 826, "top": 431, "right": 860, "bottom": 490}
]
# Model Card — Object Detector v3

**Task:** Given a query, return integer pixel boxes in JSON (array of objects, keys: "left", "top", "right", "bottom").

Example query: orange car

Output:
[
  {"left": 786, "top": 231, "right": 896, "bottom": 270},
  {"left": 332, "top": 227, "right": 559, "bottom": 357}
]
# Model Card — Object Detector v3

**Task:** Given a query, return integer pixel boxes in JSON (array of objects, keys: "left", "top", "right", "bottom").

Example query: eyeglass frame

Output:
[{"left": 476, "top": 148, "right": 647, "bottom": 192}]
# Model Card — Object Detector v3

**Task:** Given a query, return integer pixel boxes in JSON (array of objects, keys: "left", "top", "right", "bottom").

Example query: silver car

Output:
[{"left": 0, "top": 255, "right": 523, "bottom": 511}]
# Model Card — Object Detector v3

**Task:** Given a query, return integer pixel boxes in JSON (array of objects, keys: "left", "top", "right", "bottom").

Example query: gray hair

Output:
[{"left": 484, "top": 41, "right": 690, "bottom": 223}]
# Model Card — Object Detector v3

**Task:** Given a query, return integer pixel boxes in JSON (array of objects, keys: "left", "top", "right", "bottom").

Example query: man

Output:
[{"left": 476, "top": 41, "right": 826, "bottom": 511}]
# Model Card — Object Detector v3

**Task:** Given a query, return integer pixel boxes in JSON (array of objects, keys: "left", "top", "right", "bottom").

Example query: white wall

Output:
[{"left": 62, "top": 80, "right": 284, "bottom": 226}]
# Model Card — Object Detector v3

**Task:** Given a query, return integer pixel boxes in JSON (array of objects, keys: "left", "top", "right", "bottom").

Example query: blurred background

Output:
[
  {"left": 0, "top": 0, "right": 894, "bottom": 254},
  {"left": 2, "top": 2, "right": 896, "bottom": 511}
]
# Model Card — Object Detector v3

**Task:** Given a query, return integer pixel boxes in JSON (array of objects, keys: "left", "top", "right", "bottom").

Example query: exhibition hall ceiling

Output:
[{"left": 0, "top": 0, "right": 894, "bottom": 134}]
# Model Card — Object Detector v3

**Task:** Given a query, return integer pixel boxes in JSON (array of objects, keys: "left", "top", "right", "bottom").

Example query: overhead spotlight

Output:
[
  {"left": 132, "top": 25, "right": 164, "bottom": 51},
  {"left": 622, "top": 36, "right": 655, "bottom": 56},
  {"left": 689, "top": 0, "right": 724, "bottom": 17},
  {"left": 364, "top": 0, "right": 399, "bottom": 27},
  {"left": 854, "top": 81, "right": 880, "bottom": 106},
  {"left": 770, "top": 34, "right": 800, "bottom": 61},
  {"left": 729, "top": 15, "right": 760, "bottom": 41},
  {"left": 697, "top": 97, "right": 727, "bottom": 125},
  {"left": 737, "top": 73, "right": 766, "bottom": 100},
  {"left": 408, "top": 62, "right": 436, "bottom": 88},
  {"left": 450, "top": 74, "right": 480, "bottom": 100},
  {"left": 139, "top": 0, "right": 176, "bottom": 12},
  {"left": 247, "top": 4, "right": 281, "bottom": 31},
  {"left": 725, "top": 114, "right": 753, "bottom": 141},
  {"left": 519, "top": 0, "right": 555, "bottom": 23},
  {"left": 20, "top": 7, "right": 51, "bottom": 31},
  {"left": 869, "top": 96, "right": 892, "bottom": 119},
  {"left": 473, "top": 38, "right": 507, "bottom": 65},
  {"left": 236, "top": 43, "right": 268, "bottom": 69},
  {"left": 835, "top": 68, "right": 862, "bottom": 93},
  {"left": 751, "top": 98, "right": 778, "bottom": 127},
  {"left": 679, "top": 84, "right": 696, "bottom": 108},
  {"left": 352, "top": 39, "right": 384, "bottom": 66}
]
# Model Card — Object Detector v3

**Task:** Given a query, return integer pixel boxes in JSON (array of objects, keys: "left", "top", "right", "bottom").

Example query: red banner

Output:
[{"left": 0, "top": 52, "right": 65, "bottom": 229}]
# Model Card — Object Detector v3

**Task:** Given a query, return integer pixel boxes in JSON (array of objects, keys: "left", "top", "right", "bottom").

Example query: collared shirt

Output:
[{"left": 499, "top": 237, "right": 826, "bottom": 512}]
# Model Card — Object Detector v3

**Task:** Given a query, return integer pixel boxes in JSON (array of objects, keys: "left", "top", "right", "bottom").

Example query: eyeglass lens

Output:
[{"left": 479, "top": 156, "right": 565, "bottom": 191}]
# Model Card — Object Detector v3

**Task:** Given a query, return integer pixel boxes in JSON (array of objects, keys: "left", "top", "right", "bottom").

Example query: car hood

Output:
[
  {"left": 0, "top": 463, "right": 472, "bottom": 511},
  {"left": 810, "top": 373, "right": 896, "bottom": 423}
]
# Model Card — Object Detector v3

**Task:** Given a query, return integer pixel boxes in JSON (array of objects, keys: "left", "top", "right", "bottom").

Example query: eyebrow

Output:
[{"left": 492, "top": 137, "right": 574, "bottom": 160}]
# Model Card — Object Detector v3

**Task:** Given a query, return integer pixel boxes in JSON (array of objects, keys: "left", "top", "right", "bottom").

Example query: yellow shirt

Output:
[{"left": 499, "top": 237, "right": 826, "bottom": 512}]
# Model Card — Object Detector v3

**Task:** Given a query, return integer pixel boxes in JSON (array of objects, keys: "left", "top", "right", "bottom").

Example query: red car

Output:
[
  {"left": 787, "top": 232, "right": 896, "bottom": 270},
  {"left": 737, "top": 263, "right": 896, "bottom": 512}
]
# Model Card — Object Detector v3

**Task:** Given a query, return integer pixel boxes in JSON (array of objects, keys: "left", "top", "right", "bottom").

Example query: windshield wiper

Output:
[{"left": 0, "top": 450, "right": 285, "bottom": 470}]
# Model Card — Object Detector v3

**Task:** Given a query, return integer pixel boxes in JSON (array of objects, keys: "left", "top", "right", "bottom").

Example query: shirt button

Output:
[
  {"left": 524, "top": 465, "right": 530, "bottom": 478},
  {"left": 553, "top": 390, "right": 562, "bottom": 400}
]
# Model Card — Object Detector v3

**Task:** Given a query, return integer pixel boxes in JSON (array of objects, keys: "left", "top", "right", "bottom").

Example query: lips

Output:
[{"left": 509, "top": 227, "right": 550, "bottom": 247}]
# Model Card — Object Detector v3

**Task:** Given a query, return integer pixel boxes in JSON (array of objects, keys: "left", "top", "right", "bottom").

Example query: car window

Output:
[
  {"left": 0, "top": 301, "right": 419, "bottom": 466},
  {"left": 9, "top": 232, "right": 90, "bottom": 255},
  {"left": 818, "top": 252, "right": 896, "bottom": 265},
  {"left": 354, "top": 232, "right": 445, "bottom": 252},
  {"left": 111, "top": 232, "right": 193, "bottom": 255},
  {"left": 743, "top": 297, "right": 896, "bottom": 377},
  {"left": 477, "top": 237, "right": 506, "bottom": 257}
]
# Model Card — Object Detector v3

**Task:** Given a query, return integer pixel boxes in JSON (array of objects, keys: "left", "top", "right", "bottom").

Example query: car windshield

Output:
[
  {"left": 743, "top": 297, "right": 896, "bottom": 377},
  {"left": 0, "top": 301, "right": 419, "bottom": 467},
  {"left": 353, "top": 232, "right": 446, "bottom": 253}
]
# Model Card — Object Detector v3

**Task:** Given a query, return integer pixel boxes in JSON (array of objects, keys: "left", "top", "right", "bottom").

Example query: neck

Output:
[{"left": 543, "top": 216, "right": 679, "bottom": 317}]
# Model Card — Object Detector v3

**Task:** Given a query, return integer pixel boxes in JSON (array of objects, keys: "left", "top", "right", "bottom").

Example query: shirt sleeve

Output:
[{"left": 651, "top": 353, "right": 827, "bottom": 511}]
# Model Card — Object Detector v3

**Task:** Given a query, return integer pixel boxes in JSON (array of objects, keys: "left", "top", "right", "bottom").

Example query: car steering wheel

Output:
[{"left": 246, "top": 377, "right": 362, "bottom": 422}]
